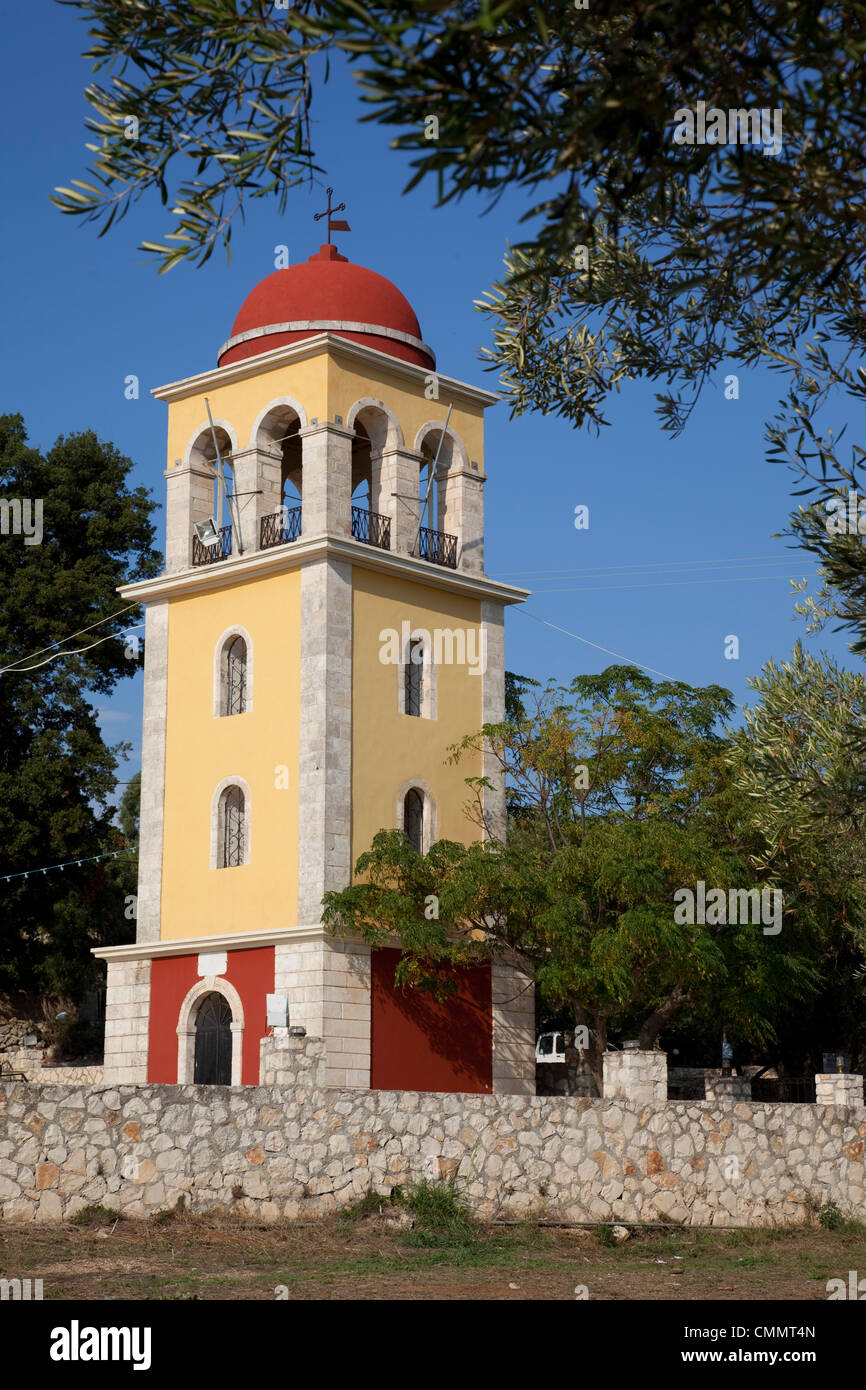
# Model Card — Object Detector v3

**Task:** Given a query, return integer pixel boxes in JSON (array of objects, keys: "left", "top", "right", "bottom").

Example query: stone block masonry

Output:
[{"left": 1, "top": 1079, "right": 864, "bottom": 1227}]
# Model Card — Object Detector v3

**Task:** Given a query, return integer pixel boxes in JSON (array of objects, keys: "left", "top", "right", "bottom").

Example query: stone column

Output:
[
  {"left": 137, "top": 600, "right": 168, "bottom": 945},
  {"left": 102, "top": 959, "right": 151, "bottom": 1086},
  {"left": 374, "top": 447, "right": 420, "bottom": 555},
  {"left": 296, "top": 558, "right": 353, "bottom": 925},
  {"left": 815, "top": 1072, "right": 864, "bottom": 1106},
  {"left": 299, "top": 422, "right": 353, "bottom": 537},
  {"left": 164, "top": 459, "right": 215, "bottom": 572},
  {"left": 441, "top": 466, "right": 485, "bottom": 573},
  {"left": 705, "top": 1074, "right": 752, "bottom": 1103},
  {"left": 603, "top": 1048, "right": 667, "bottom": 1103},
  {"left": 231, "top": 445, "right": 280, "bottom": 555}
]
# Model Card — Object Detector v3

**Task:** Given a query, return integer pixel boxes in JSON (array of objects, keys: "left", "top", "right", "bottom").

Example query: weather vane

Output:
[{"left": 314, "top": 187, "right": 351, "bottom": 245}]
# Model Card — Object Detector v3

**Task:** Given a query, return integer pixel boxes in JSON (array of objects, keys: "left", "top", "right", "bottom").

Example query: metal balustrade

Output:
[
  {"left": 260, "top": 505, "right": 302, "bottom": 549},
  {"left": 418, "top": 524, "right": 457, "bottom": 569},
  {"left": 191, "top": 524, "right": 232, "bottom": 567},
  {"left": 352, "top": 505, "right": 391, "bottom": 550}
]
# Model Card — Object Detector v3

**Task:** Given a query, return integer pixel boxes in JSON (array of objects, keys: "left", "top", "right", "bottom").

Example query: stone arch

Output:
[
  {"left": 346, "top": 397, "right": 404, "bottom": 452},
  {"left": 413, "top": 420, "right": 469, "bottom": 473},
  {"left": 213, "top": 625, "right": 254, "bottom": 717},
  {"left": 249, "top": 396, "right": 308, "bottom": 447},
  {"left": 250, "top": 399, "right": 306, "bottom": 508},
  {"left": 184, "top": 418, "right": 240, "bottom": 472},
  {"left": 176, "top": 976, "right": 245, "bottom": 1086}
]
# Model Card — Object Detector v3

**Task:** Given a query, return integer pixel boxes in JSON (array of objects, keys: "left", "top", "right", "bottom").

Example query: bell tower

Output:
[{"left": 95, "top": 240, "right": 535, "bottom": 1096}]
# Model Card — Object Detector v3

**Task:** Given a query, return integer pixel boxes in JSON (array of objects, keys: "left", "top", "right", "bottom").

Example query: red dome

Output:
[{"left": 218, "top": 244, "right": 435, "bottom": 370}]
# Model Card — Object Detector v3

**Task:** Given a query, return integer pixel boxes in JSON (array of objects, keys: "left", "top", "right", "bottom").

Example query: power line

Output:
[
  {"left": 525, "top": 574, "right": 810, "bottom": 595},
  {"left": 2, "top": 624, "right": 145, "bottom": 674},
  {"left": 516, "top": 608, "right": 677, "bottom": 680},
  {"left": 496, "top": 555, "right": 812, "bottom": 579},
  {"left": 1, "top": 845, "right": 137, "bottom": 885},
  {"left": 0, "top": 603, "right": 139, "bottom": 675}
]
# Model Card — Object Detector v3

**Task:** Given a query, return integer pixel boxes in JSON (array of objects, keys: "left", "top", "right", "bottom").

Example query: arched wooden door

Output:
[{"left": 193, "top": 992, "right": 233, "bottom": 1085}]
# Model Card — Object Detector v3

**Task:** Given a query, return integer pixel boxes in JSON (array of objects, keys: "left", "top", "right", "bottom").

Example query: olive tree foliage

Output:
[
  {"left": 729, "top": 643, "right": 866, "bottom": 908},
  {"left": 727, "top": 644, "right": 866, "bottom": 1062},
  {"left": 56, "top": 1, "right": 864, "bottom": 301},
  {"left": 56, "top": 1, "right": 866, "bottom": 635}
]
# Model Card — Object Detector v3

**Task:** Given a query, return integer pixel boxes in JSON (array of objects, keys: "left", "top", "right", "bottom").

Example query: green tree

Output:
[
  {"left": 0, "top": 414, "right": 159, "bottom": 1006},
  {"left": 324, "top": 667, "right": 810, "bottom": 1087}
]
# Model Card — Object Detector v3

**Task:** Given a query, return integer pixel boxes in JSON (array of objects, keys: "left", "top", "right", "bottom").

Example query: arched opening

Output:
[
  {"left": 404, "top": 787, "right": 425, "bottom": 853},
  {"left": 193, "top": 992, "right": 233, "bottom": 1085},
  {"left": 189, "top": 425, "right": 236, "bottom": 564},
  {"left": 419, "top": 439, "right": 442, "bottom": 535},
  {"left": 350, "top": 405, "right": 393, "bottom": 550},
  {"left": 414, "top": 424, "right": 464, "bottom": 569},
  {"left": 189, "top": 426, "right": 235, "bottom": 530},
  {"left": 255, "top": 404, "right": 303, "bottom": 546}
]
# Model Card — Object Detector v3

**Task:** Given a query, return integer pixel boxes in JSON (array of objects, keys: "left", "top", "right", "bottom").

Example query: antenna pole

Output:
[
  {"left": 412, "top": 404, "right": 453, "bottom": 557},
  {"left": 205, "top": 398, "right": 244, "bottom": 556}
]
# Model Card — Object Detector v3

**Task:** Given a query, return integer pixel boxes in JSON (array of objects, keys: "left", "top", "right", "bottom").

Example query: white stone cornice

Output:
[
  {"left": 218, "top": 318, "right": 435, "bottom": 365},
  {"left": 117, "top": 532, "right": 530, "bottom": 606},
  {"left": 92, "top": 924, "right": 356, "bottom": 962},
  {"left": 151, "top": 333, "right": 499, "bottom": 409}
]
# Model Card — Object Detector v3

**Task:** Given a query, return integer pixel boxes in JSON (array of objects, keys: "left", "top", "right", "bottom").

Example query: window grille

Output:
[
  {"left": 225, "top": 636, "right": 247, "bottom": 715},
  {"left": 222, "top": 786, "right": 245, "bottom": 867},
  {"left": 404, "top": 639, "right": 424, "bottom": 717}
]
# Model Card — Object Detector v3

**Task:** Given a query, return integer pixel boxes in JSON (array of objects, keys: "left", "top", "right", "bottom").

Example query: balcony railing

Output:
[
  {"left": 352, "top": 505, "right": 391, "bottom": 551},
  {"left": 418, "top": 524, "right": 457, "bottom": 569},
  {"left": 260, "top": 505, "right": 302, "bottom": 550},
  {"left": 191, "top": 523, "right": 232, "bottom": 567}
]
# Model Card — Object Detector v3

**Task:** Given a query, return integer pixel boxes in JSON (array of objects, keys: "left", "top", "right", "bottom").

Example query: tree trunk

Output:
[
  {"left": 637, "top": 984, "right": 689, "bottom": 1050},
  {"left": 573, "top": 1002, "right": 606, "bottom": 1094}
]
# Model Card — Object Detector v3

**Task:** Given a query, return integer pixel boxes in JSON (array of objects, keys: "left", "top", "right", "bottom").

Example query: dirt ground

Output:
[{"left": 2, "top": 1210, "right": 865, "bottom": 1300}]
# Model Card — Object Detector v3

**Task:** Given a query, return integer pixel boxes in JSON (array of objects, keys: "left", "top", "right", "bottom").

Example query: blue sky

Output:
[{"left": 1, "top": 2, "right": 852, "bottom": 793}]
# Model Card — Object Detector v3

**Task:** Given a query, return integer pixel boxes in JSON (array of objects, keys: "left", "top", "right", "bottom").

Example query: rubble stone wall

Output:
[{"left": 1, "top": 1076, "right": 864, "bottom": 1228}]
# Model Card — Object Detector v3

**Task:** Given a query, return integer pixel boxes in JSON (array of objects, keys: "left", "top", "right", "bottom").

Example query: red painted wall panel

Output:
[
  {"left": 371, "top": 948, "right": 492, "bottom": 1094},
  {"left": 147, "top": 946, "right": 274, "bottom": 1085}
]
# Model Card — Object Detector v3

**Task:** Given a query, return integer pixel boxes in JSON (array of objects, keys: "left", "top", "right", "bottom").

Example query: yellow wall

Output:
[
  {"left": 160, "top": 569, "right": 301, "bottom": 940},
  {"left": 163, "top": 343, "right": 486, "bottom": 477},
  {"left": 351, "top": 567, "right": 484, "bottom": 867}
]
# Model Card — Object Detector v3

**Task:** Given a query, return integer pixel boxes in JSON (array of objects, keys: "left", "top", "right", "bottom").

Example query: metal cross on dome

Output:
[{"left": 314, "top": 187, "right": 351, "bottom": 244}]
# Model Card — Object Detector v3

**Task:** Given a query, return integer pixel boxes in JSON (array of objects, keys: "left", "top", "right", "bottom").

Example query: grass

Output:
[{"left": 3, "top": 1207, "right": 866, "bottom": 1300}]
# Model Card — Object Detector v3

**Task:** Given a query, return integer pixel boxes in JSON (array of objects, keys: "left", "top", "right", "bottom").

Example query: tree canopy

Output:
[
  {"left": 324, "top": 666, "right": 814, "bottom": 1086},
  {"left": 0, "top": 414, "right": 159, "bottom": 1005}
]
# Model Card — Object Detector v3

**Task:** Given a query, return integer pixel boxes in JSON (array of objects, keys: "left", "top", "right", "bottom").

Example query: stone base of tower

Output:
[
  {"left": 274, "top": 936, "right": 372, "bottom": 1088},
  {"left": 94, "top": 932, "right": 535, "bottom": 1095}
]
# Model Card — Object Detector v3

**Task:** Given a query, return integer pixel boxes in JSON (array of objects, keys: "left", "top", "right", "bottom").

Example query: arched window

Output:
[
  {"left": 219, "top": 785, "right": 246, "bottom": 868},
  {"left": 405, "top": 638, "right": 424, "bottom": 717},
  {"left": 214, "top": 628, "right": 253, "bottom": 717},
  {"left": 224, "top": 635, "right": 247, "bottom": 715},
  {"left": 404, "top": 788, "right": 425, "bottom": 854}
]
